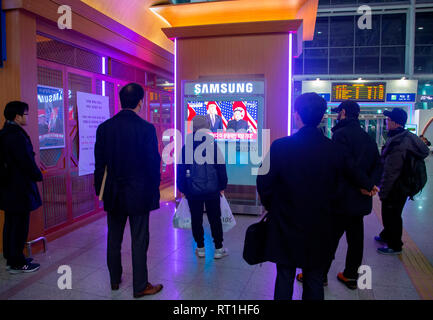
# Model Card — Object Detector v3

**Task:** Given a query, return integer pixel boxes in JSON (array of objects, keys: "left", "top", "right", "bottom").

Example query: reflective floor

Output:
[{"left": 1, "top": 156, "right": 433, "bottom": 300}]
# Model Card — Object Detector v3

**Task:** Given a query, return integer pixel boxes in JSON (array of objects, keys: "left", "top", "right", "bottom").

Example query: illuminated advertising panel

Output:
[
  {"left": 332, "top": 82, "right": 386, "bottom": 102},
  {"left": 37, "top": 85, "right": 66, "bottom": 150},
  {"left": 183, "top": 79, "right": 265, "bottom": 186}
]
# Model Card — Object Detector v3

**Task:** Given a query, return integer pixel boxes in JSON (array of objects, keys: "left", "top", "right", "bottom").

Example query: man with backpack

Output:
[
  {"left": 177, "top": 115, "right": 228, "bottom": 259},
  {"left": 376, "top": 108, "right": 429, "bottom": 255}
]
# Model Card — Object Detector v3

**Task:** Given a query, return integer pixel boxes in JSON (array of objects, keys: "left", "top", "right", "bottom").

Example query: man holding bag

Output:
[
  {"left": 177, "top": 115, "right": 228, "bottom": 259},
  {"left": 257, "top": 93, "right": 363, "bottom": 300}
]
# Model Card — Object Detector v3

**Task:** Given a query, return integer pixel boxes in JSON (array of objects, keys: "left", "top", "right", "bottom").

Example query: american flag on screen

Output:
[{"left": 187, "top": 100, "right": 258, "bottom": 133}]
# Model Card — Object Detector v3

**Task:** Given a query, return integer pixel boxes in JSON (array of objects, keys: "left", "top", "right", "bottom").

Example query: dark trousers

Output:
[
  {"left": 326, "top": 215, "right": 364, "bottom": 279},
  {"left": 107, "top": 212, "right": 150, "bottom": 294},
  {"left": 2, "top": 211, "right": 30, "bottom": 268},
  {"left": 274, "top": 264, "right": 324, "bottom": 300},
  {"left": 380, "top": 191, "right": 407, "bottom": 251},
  {"left": 187, "top": 195, "right": 223, "bottom": 249}
]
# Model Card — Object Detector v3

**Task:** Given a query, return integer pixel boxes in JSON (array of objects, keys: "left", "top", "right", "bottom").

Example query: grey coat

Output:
[{"left": 379, "top": 129, "right": 430, "bottom": 200}]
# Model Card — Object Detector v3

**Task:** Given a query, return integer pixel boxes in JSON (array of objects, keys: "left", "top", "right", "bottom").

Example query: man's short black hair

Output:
[
  {"left": 294, "top": 92, "right": 327, "bottom": 127},
  {"left": 4, "top": 101, "right": 29, "bottom": 121},
  {"left": 119, "top": 83, "right": 145, "bottom": 109}
]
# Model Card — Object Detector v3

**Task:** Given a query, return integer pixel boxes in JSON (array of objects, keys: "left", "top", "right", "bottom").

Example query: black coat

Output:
[
  {"left": 205, "top": 114, "right": 224, "bottom": 132},
  {"left": 0, "top": 121, "right": 43, "bottom": 213},
  {"left": 257, "top": 126, "right": 344, "bottom": 269},
  {"left": 227, "top": 119, "right": 248, "bottom": 132},
  {"left": 94, "top": 110, "right": 161, "bottom": 215},
  {"left": 331, "top": 119, "right": 382, "bottom": 216},
  {"left": 177, "top": 133, "right": 228, "bottom": 200}
]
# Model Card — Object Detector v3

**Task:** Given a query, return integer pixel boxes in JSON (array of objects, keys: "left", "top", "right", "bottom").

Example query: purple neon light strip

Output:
[
  {"left": 174, "top": 39, "right": 177, "bottom": 198},
  {"left": 288, "top": 33, "right": 293, "bottom": 136},
  {"left": 102, "top": 57, "right": 106, "bottom": 96}
]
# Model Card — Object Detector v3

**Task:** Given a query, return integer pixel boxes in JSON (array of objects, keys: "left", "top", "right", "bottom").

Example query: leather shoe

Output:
[{"left": 133, "top": 282, "right": 163, "bottom": 298}]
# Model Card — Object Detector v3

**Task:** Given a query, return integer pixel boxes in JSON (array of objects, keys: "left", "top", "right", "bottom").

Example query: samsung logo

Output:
[
  {"left": 38, "top": 93, "right": 63, "bottom": 103},
  {"left": 194, "top": 82, "right": 254, "bottom": 95}
]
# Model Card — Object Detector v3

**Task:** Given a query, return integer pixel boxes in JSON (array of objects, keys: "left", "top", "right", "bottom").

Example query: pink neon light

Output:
[
  {"left": 288, "top": 33, "right": 293, "bottom": 136},
  {"left": 102, "top": 57, "right": 106, "bottom": 96},
  {"left": 174, "top": 39, "right": 177, "bottom": 198}
]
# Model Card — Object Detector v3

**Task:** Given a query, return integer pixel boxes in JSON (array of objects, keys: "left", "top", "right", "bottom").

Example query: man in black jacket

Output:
[
  {"left": 297, "top": 101, "right": 382, "bottom": 289},
  {"left": 94, "top": 83, "right": 162, "bottom": 298},
  {"left": 0, "top": 101, "right": 42, "bottom": 273},
  {"left": 177, "top": 115, "right": 228, "bottom": 259},
  {"left": 227, "top": 107, "right": 249, "bottom": 132},
  {"left": 376, "top": 108, "right": 429, "bottom": 255},
  {"left": 257, "top": 93, "right": 346, "bottom": 300}
]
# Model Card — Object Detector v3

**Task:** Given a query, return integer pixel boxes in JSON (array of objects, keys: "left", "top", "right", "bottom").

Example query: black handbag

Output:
[{"left": 243, "top": 213, "right": 269, "bottom": 265}]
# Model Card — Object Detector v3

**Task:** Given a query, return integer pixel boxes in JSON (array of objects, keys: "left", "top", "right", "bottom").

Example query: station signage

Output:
[
  {"left": 331, "top": 82, "right": 386, "bottom": 102},
  {"left": 386, "top": 93, "right": 416, "bottom": 102},
  {"left": 419, "top": 95, "right": 433, "bottom": 102}
]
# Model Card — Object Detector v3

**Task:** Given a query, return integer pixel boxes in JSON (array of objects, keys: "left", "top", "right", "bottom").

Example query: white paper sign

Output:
[{"left": 77, "top": 92, "right": 110, "bottom": 176}]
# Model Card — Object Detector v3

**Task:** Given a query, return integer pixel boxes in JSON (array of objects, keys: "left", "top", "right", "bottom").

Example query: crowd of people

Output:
[
  {"left": 257, "top": 93, "right": 429, "bottom": 300},
  {"left": 0, "top": 83, "right": 430, "bottom": 300}
]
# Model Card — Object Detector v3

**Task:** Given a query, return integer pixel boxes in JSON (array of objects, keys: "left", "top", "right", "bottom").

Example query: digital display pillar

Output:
[{"left": 162, "top": 20, "right": 306, "bottom": 214}]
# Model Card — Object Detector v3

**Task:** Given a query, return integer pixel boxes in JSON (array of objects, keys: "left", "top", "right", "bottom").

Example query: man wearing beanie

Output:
[{"left": 376, "top": 108, "right": 429, "bottom": 255}]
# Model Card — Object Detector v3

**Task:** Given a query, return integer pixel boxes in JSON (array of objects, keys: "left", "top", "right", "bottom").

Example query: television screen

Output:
[
  {"left": 37, "top": 85, "right": 66, "bottom": 150},
  {"left": 186, "top": 100, "right": 258, "bottom": 140}
]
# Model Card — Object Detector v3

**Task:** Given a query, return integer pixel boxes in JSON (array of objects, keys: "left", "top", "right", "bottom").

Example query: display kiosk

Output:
[{"left": 153, "top": 0, "right": 320, "bottom": 214}]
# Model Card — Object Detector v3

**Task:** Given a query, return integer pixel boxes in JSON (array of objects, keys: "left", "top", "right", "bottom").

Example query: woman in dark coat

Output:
[{"left": 177, "top": 115, "right": 228, "bottom": 259}]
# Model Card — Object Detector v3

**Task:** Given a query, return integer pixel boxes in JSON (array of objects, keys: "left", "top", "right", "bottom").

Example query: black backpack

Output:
[
  {"left": 186, "top": 161, "right": 219, "bottom": 196},
  {"left": 399, "top": 150, "right": 427, "bottom": 200}
]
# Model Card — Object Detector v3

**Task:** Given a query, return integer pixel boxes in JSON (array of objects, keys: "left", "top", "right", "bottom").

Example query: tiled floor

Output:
[{"left": 1, "top": 156, "right": 433, "bottom": 300}]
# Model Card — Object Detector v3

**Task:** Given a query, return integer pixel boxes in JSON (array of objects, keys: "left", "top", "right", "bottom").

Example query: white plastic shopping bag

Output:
[
  {"left": 220, "top": 195, "right": 236, "bottom": 232},
  {"left": 173, "top": 197, "right": 192, "bottom": 229}
]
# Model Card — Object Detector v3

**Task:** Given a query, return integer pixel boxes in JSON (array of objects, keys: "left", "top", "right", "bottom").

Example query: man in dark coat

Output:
[
  {"left": 297, "top": 101, "right": 382, "bottom": 289},
  {"left": 205, "top": 102, "right": 224, "bottom": 132},
  {"left": 227, "top": 107, "right": 249, "bottom": 132},
  {"left": 257, "top": 93, "right": 374, "bottom": 300},
  {"left": 94, "top": 83, "right": 162, "bottom": 298},
  {"left": 0, "top": 101, "right": 42, "bottom": 273},
  {"left": 376, "top": 108, "right": 429, "bottom": 255},
  {"left": 257, "top": 93, "right": 343, "bottom": 300}
]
